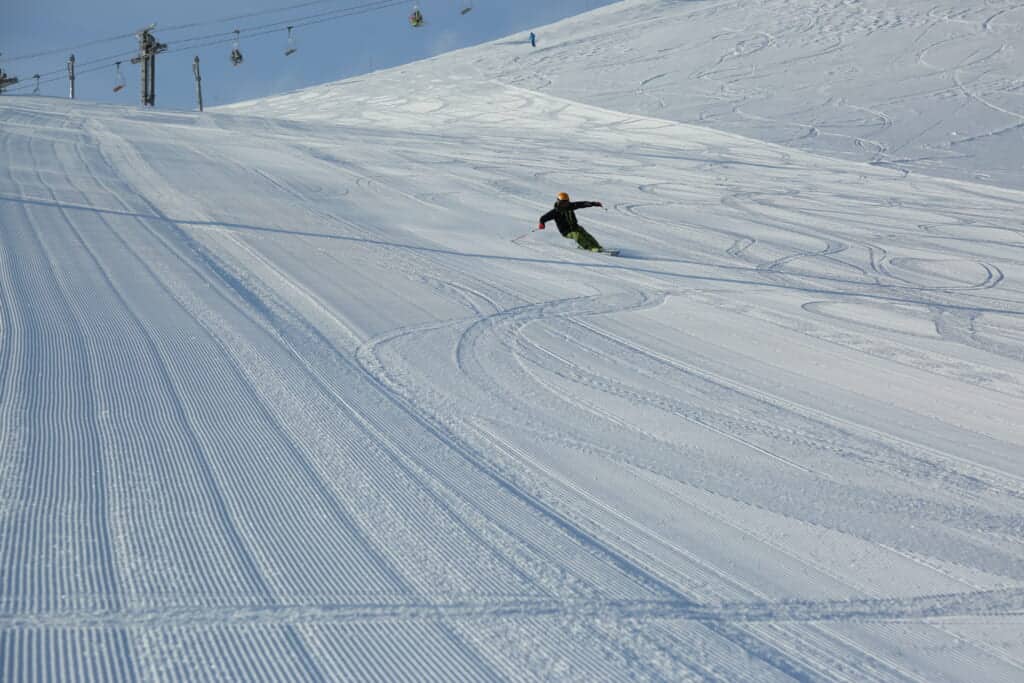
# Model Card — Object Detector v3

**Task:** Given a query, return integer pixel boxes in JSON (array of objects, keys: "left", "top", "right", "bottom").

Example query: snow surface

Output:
[{"left": 3, "top": 0, "right": 1024, "bottom": 680}]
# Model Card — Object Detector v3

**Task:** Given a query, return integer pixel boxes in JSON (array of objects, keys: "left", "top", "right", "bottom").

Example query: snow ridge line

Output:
[{"left": 5, "top": 587, "right": 1023, "bottom": 628}]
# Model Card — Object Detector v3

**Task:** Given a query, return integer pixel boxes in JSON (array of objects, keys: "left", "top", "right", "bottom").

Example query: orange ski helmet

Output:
[{"left": 557, "top": 192, "right": 570, "bottom": 201}]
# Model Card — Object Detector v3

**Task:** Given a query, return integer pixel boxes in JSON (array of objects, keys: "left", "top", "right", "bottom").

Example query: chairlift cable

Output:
[
  {"left": 5, "top": 0, "right": 405, "bottom": 64},
  {"left": 3, "top": 32, "right": 138, "bottom": 64},
  {"left": 9, "top": 48, "right": 138, "bottom": 82},
  {"left": 160, "top": 0, "right": 402, "bottom": 55},
  {"left": 4, "top": 0, "right": 412, "bottom": 93},
  {"left": 159, "top": 0, "right": 366, "bottom": 35},
  {"left": 8, "top": 60, "right": 120, "bottom": 92},
  {"left": 162, "top": 0, "right": 407, "bottom": 56}
]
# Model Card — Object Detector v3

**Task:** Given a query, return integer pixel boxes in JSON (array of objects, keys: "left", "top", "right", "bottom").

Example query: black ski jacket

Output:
[{"left": 540, "top": 199, "right": 601, "bottom": 237}]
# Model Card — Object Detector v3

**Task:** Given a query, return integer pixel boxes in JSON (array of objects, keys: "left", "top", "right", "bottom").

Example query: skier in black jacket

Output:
[{"left": 538, "top": 192, "right": 605, "bottom": 252}]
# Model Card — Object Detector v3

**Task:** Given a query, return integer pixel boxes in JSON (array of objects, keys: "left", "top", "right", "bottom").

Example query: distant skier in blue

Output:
[{"left": 529, "top": 32, "right": 536, "bottom": 47}]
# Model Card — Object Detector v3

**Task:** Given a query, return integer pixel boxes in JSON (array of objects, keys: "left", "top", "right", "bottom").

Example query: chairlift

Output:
[
  {"left": 409, "top": 4, "right": 425, "bottom": 27},
  {"left": 33, "top": 74, "right": 41, "bottom": 94},
  {"left": 284, "top": 26, "right": 297, "bottom": 56},
  {"left": 112, "top": 61, "right": 125, "bottom": 93},
  {"left": 461, "top": 1, "right": 474, "bottom": 15},
  {"left": 230, "top": 29, "right": 244, "bottom": 66}
]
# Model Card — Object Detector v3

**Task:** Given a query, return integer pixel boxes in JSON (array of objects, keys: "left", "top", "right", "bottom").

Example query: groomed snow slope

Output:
[{"left": 3, "top": 0, "right": 1024, "bottom": 681}]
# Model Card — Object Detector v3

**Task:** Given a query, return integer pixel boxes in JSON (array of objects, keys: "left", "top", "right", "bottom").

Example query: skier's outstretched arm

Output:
[
  {"left": 538, "top": 208, "right": 557, "bottom": 228},
  {"left": 569, "top": 201, "right": 603, "bottom": 210}
]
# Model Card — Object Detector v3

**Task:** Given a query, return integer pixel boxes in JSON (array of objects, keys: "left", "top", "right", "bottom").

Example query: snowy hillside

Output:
[
  {"left": 3, "top": 0, "right": 1024, "bottom": 681},
  {"left": 236, "top": 0, "right": 1024, "bottom": 191}
]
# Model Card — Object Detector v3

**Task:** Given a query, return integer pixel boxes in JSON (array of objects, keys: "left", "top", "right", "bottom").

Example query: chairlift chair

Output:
[
  {"left": 284, "top": 26, "right": 297, "bottom": 56},
  {"left": 231, "top": 29, "right": 244, "bottom": 66},
  {"left": 409, "top": 4, "right": 425, "bottom": 27},
  {"left": 112, "top": 61, "right": 125, "bottom": 92}
]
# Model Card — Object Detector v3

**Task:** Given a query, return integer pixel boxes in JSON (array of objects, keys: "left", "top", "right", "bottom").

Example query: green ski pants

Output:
[{"left": 566, "top": 228, "right": 603, "bottom": 252}]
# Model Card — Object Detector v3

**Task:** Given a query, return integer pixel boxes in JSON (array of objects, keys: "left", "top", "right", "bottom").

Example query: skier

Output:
[
  {"left": 538, "top": 192, "right": 605, "bottom": 252},
  {"left": 529, "top": 31, "right": 537, "bottom": 47}
]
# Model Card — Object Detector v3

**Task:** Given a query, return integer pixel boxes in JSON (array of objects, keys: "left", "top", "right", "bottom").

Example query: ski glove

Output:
[{"left": 537, "top": 222, "right": 545, "bottom": 230}]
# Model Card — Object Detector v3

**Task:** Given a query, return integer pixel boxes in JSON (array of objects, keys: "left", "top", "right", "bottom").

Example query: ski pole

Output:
[{"left": 511, "top": 228, "right": 539, "bottom": 244}]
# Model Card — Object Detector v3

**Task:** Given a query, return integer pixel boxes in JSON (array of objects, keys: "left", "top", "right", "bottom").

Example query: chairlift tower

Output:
[
  {"left": 131, "top": 25, "right": 167, "bottom": 107},
  {"left": 0, "top": 70, "right": 17, "bottom": 94},
  {"left": 0, "top": 54, "right": 18, "bottom": 94},
  {"left": 192, "top": 56, "right": 203, "bottom": 112}
]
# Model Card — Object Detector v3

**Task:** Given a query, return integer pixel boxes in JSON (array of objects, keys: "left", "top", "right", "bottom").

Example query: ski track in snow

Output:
[{"left": 3, "top": 0, "right": 1024, "bottom": 680}]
